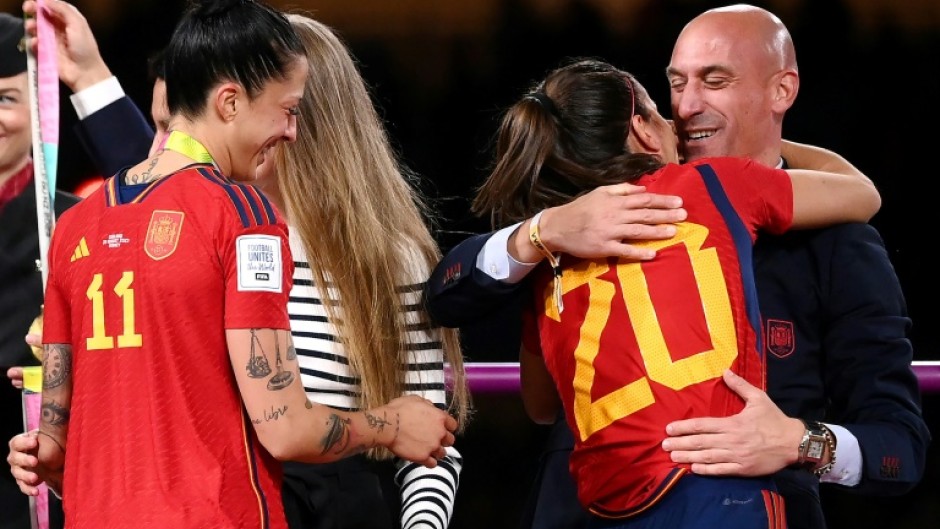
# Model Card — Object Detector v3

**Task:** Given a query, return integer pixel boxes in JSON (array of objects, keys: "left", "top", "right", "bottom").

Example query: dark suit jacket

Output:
[
  {"left": 74, "top": 95, "right": 154, "bottom": 177},
  {"left": 425, "top": 223, "right": 930, "bottom": 529}
]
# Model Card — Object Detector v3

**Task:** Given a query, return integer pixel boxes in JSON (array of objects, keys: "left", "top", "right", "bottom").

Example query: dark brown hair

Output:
[{"left": 473, "top": 58, "right": 665, "bottom": 227}]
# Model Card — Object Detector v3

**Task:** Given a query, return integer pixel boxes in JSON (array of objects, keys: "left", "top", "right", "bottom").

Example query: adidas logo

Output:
[{"left": 70, "top": 237, "right": 90, "bottom": 262}]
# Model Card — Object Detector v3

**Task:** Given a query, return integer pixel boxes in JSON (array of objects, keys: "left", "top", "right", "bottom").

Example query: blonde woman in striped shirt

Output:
[{"left": 253, "top": 13, "right": 471, "bottom": 529}]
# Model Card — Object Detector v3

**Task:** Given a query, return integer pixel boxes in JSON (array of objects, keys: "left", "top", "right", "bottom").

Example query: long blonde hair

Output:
[{"left": 277, "top": 14, "right": 470, "bottom": 454}]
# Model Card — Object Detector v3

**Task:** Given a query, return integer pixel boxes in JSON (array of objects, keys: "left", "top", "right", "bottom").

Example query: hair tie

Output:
[{"left": 526, "top": 92, "right": 557, "bottom": 115}]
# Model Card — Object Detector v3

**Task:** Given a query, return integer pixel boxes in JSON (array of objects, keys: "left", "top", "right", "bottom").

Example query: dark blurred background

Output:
[{"left": 1, "top": 0, "right": 937, "bottom": 527}]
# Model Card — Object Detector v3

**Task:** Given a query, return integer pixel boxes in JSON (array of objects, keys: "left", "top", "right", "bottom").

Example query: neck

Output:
[
  {"left": 163, "top": 130, "right": 216, "bottom": 166},
  {"left": 170, "top": 123, "right": 230, "bottom": 176},
  {"left": 751, "top": 144, "right": 784, "bottom": 169},
  {"left": 0, "top": 157, "right": 30, "bottom": 188},
  {"left": 123, "top": 129, "right": 219, "bottom": 186}
]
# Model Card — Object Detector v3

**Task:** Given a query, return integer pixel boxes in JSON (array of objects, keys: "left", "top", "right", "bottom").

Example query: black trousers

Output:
[
  {"left": 518, "top": 417, "right": 589, "bottom": 529},
  {"left": 281, "top": 456, "right": 394, "bottom": 529}
]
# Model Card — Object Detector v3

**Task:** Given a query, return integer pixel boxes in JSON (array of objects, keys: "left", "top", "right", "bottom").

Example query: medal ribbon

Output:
[{"left": 162, "top": 130, "right": 217, "bottom": 166}]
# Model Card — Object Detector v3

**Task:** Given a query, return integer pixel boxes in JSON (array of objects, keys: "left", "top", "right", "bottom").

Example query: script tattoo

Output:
[
  {"left": 41, "top": 400, "right": 70, "bottom": 427},
  {"left": 42, "top": 344, "right": 71, "bottom": 390},
  {"left": 251, "top": 404, "right": 288, "bottom": 425},
  {"left": 128, "top": 157, "right": 161, "bottom": 184}
]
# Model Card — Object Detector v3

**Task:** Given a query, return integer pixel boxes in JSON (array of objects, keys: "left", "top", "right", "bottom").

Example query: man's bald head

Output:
[
  {"left": 689, "top": 4, "right": 797, "bottom": 73},
  {"left": 666, "top": 4, "right": 800, "bottom": 167}
]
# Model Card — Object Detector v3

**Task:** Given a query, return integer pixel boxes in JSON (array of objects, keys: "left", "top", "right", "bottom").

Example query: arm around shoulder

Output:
[
  {"left": 783, "top": 140, "right": 881, "bottom": 228},
  {"left": 424, "top": 232, "right": 526, "bottom": 328}
]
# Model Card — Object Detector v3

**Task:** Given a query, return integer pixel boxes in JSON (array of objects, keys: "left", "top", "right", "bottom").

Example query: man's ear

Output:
[
  {"left": 214, "top": 82, "right": 240, "bottom": 122},
  {"left": 772, "top": 70, "right": 799, "bottom": 113},
  {"left": 628, "top": 113, "right": 661, "bottom": 154}
]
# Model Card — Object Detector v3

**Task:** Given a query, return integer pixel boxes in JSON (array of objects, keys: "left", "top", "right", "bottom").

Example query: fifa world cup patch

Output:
[
  {"left": 236, "top": 235, "right": 282, "bottom": 292},
  {"left": 145, "top": 210, "right": 184, "bottom": 260}
]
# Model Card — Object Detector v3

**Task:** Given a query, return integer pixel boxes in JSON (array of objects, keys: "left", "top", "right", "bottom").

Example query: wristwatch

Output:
[{"left": 796, "top": 419, "right": 837, "bottom": 477}]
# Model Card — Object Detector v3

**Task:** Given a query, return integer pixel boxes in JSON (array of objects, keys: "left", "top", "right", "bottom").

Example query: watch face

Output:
[{"left": 807, "top": 439, "right": 825, "bottom": 459}]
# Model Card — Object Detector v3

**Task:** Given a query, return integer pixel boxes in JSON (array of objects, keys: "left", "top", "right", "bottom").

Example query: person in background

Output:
[
  {"left": 424, "top": 4, "right": 929, "bottom": 529},
  {"left": 661, "top": 7, "right": 928, "bottom": 527},
  {"left": 31, "top": 0, "right": 156, "bottom": 172},
  {"left": 475, "top": 56, "right": 879, "bottom": 528},
  {"left": 6, "top": 0, "right": 161, "bottom": 392},
  {"left": 253, "top": 13, "right": 470, "bottom": 529},
  {"left": 16, "top": 1, "right": 455, "bottom": 527}
]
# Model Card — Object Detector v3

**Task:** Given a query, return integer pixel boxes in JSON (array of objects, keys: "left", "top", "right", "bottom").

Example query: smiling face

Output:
[
  {"left": 227, "top": 56, "right": 308, "bottom": 182},
  {"left": 0, "top": 72, "right": 31, "bottom": 182},
  {"left": 666, "top": 9, "right": 795, "bottom": 166}
]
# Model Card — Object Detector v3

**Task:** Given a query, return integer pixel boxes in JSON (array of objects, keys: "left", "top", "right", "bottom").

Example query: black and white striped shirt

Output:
[{"left": 287, "top": 231, "right": 462, "bottom": 529}]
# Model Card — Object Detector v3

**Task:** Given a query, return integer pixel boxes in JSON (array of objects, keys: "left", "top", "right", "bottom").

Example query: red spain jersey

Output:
[
  {"left": 43, "top": 166, "right": 293, "bottom": 529},
  {"left": 522, "top": 158, "right": 793, "bottom": 518}
]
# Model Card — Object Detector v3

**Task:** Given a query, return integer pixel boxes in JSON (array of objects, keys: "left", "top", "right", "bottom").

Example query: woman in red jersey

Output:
[
  {"left": 472, "top": 58, "right": 879, "bottom": 529},
  {"left": 25, "top": 2, "right": 456, "bottom": 528}
]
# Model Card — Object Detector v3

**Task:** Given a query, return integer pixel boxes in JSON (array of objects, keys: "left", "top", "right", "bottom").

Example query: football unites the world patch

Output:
[
  {"left": 145, "top": 210, "right": 184, "bottom": 260},
  {"left": 236, "top": 235, "right": 282, "bottom": 292}
]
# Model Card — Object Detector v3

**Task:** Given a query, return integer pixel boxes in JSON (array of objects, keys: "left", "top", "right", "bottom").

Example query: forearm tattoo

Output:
[
  {"left": 266, "top": 331, "right": 294, "bottom": 391},
  {"left": 364, "top": 411, "right": 391, "bottom": 433},
  {"left": 41, "top": 400, "right": 70, "bottom": 427},
  {"left": 42, "top": 344, "right": 71, "bottom": 389},
  {"left": 320, "top": 413, "right": 353, "bottom": 455}
]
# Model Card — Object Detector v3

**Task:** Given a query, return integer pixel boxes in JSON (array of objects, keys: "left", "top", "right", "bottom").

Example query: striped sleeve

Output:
[
  {"left": 288, "top": 235, "right": 464, "bottom": 527},
  {"left": 395, "top": 447, "right": 463, "bottom": 529},
  {"left": 395, "top": 249, "right": 462, "bottom": 528}
]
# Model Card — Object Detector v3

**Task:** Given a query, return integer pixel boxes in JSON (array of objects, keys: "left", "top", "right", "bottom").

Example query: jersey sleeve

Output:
[
  {"left": 710, "top": 158, "right": 794, "bottom": 235},
  {"left": 219, "top": 188, "right": 293, "bottom": 331}
]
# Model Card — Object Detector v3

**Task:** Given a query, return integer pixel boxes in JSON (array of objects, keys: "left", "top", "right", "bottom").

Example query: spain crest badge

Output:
[{"left": 145, "top": 210, "right": 184, "bottom": 260}]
